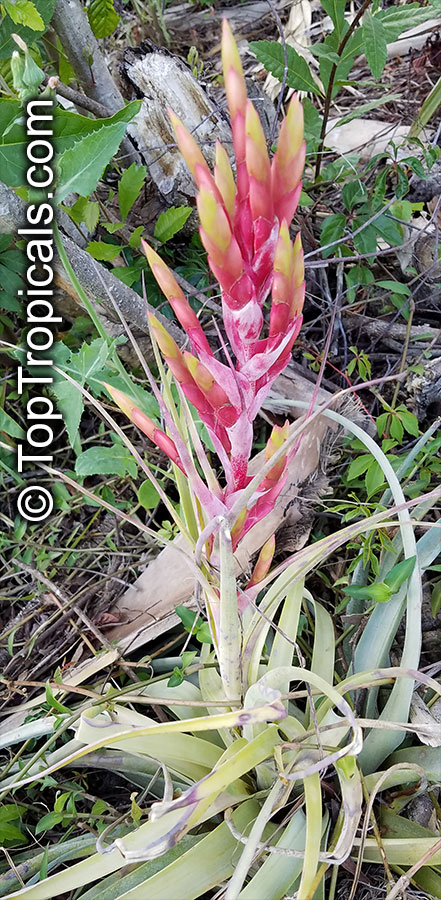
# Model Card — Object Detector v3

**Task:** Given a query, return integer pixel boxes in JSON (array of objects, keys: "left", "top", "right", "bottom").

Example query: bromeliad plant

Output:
[
  {"left": 108, "top": 19, "right": 306, "bottom": 552},
  {"left": 4, "top": 21, "right": 441, "bottom": 900}
]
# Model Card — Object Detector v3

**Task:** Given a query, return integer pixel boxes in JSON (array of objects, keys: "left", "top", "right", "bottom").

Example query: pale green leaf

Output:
[
  {"left": 138, "top": 479, "right": 161, "bottom": 510},
  {"left": 64, "top": 197, "right": 99, "bottom": 233},
  {"left": 86, "top": 241, "right": 122, "bottom": 261},
  {"left": 154, "top": 206, "right": 192, "bottom": 243},
  {"left": 75, "top": 445, "right": 138, "bottom": 478},
  {"left": 0, "top": 0, "right": 55, "bottom": 57},
  {"left": 3, "top": 0, "right": 44, "bottom": 28}
]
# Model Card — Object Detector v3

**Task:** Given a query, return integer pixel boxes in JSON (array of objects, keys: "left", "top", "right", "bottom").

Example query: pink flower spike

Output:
[
  {"left": 221, "top": 18, "right": 248, "bottom": 202},
  {"left": 245, "top": 100, "right": 272, "bottom": 226},
  {"left": 141, "top": 240, "right": 212, "bottom": 358},
  {"left": 103, "top": 382, "right": 185, "bottom": 472},
  {"left": 272, "top": 94, "right": 305, "bottom": 226}
]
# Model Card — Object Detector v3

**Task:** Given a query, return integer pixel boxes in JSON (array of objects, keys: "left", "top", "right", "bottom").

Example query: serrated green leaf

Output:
[
  {"left": 118, "top": 162, "right": 147, "bottom": 221},
  {"left": 64, "top": 197, "right": 99, "bottom": 233},
  {"left": 49, "top": 339, "right": 111, "bottom": 447},
  {"left": 75, "top": 444, "right": 138, "bottom": 478},
  {"left": 138, "top": 479, "right": 161, "bottom": 510},
  {"left": 0, "top": 101, "right": 141, "bottom": 190},
  {"left": 86, "top": 240, "right": 121, "bottom": 261},
  {"left": 250, "top": 40, "right": 322, "bottom": 96},
  {"left": 0, "top": 0, "right": 55, "bottom": 58},
  {"left": 363, "top": 12, "right": 387, "bottom": 80},
  {"left": 378, "top": 4, "right": 436, "bottom": 42},
  {"left": 154, "top": 206, "right": 192, "bottom": 243},
  {"left": 3, "top": 0, "right": 44, "bottom": 29},
  {"left": 56, "top": 124, "right": 128, "bottom": 203},
  {"left": 129, "top": 224, "right": 145, "bottom": 248},
  {"left": 88, "top": 0, "right": 119, "bottom": 38}
]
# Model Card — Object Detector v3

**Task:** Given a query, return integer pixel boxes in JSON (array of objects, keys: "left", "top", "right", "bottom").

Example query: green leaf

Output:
[
  {"left": 431, "top": 580, "right": 441, "bottom": 618},
  {"left": 154, "top": 206, "right": 192, "bottom": 243},
  {"left": 309, "top": 43, "right": 340, "bottom": 64},
  {"left": 86, "top": 240, "right": 122, "bottom": 261},
  {"left": 365, "top": 460, "right": 385, "bottom": 496},
  {"left": 384, "top": 556, "right": 416, "bottom": 593},
  {"left": 175, "top": 604, "right": 198, "bottom": 632},
  {"left": 0, "top": 822, "right": 27, "bottom": 843},
  {"left": 101, "top": 222, "right": 123, "bottom": 234},
  {"left": 118, "top": 162, "right": 147, "bottom": 221},
  {"left": 45, "top": 681, "right": 70, "bottom": 713},
  {"left": 196, "top": 622, "right": 212, "bottom": 643},
  {"left": 56, "top": 123, "right": 130, "bottom": 203},
  {"left": 138, "top": 479, "right": 161, "bottom": 510},
  {"left": 75, "top": 445, "right": 138, "bottom": 478},
  {"left": 389, "top": 414, "right": 404, "bottom": 443},
  {"left": 363, "top": 12, "right": 387, "bottom": 80},
  {"left": 345, "top": 264, "right": 374, "bottom": 303},
  {"left": 342, "top": 180, "right": 367, "bottom": 211},
  {"left": 0, "top": 0, "right": 55, "bottom": 58},
  {"left": 347, "top": 454, "right": 372, "bottom": 480},
  {"left": 320, "top": 0, "right": 346, "bottom": 37},
  {"left": 378, "top": 4, "right": 436, "bottom": 42},
  {"left": 343, "top": 582, "right": 391, "bottom": 603},
  {"left": 168, "top": 667, "right": 184, "bottom": 687},
  {"left": 396, "top": 407, "right": 419, "bottom": 437},
  {"left": 88, "top": 0, "right": 119, "bottom": 38},
  {"left": 250, "top": 40, "right": 322, "bottom": 96},
  {"left": 181, "top": 650, "right": 197, "bottom": 668},
  {"left": 0, "top": 407, "right": 24, "bottom": 439},
  {"left": 320, "top": 213, "right": 346, "bottom": 256},
  {"left": 0, "top": 100, "right": 141, "bottom": 190},
  {"left": 3, "top": 0, "right": 44, "bottom": 28},
  {"left": 35, "top": 811, "right": 64, "bottom": 835},
  {"left": 64, "top": 197, "right": 99, "bottom": 233},
  {"left": 129, "top": 225, "right": 144, "bottom": 248},
  {"left": 377, "top": 279, "right": 410, "bottom": 296}
]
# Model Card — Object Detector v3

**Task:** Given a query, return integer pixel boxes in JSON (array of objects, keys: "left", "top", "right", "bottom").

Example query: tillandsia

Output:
[{"left": 106, "top": 19, "right": 306, "bottom": 570}]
